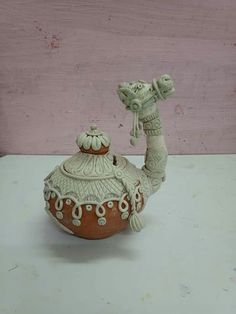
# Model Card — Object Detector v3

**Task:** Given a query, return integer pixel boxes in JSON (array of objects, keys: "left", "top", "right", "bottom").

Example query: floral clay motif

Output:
[{"left": 43, "top": 75, "right": 175, "bottom": 239}]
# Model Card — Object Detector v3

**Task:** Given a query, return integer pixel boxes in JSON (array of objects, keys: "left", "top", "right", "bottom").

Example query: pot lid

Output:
[
  {"left": 60, "top": 125, "right": 127, "bottom": 180},
  {"left": 62, "top": 152, "right": 127, "bottom": 180},
  {"left": 76, "top": 125, "right": 111, "bottom": 155}
]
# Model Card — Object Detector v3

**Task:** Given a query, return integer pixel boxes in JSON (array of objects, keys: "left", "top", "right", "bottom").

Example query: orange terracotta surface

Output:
[
  {"left": 80, "top": 144, "right": 109, "bottom": 155},
  {"left": 48, "top": 198, "right": 129, "bottom": 239},
  {"left": 48, "top": 193, "right": 144, "bottom": 239}
]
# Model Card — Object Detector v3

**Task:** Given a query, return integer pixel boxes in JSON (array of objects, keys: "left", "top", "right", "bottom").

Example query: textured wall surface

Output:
[{"left": 0, "top": 0, "right": 236, "bottom": 155}]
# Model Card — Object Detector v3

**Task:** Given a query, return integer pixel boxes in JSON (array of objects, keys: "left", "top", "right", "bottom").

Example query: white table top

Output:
[{"left": 0, "top": 155, "right": 236, "bottom": 314}]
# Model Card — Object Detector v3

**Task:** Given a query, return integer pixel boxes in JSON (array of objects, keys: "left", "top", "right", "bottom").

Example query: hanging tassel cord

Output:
[
  {"left": 121, "top": 177, "right": 143, "bottom": 232},
  {"left": 130, "top": 111, "right": 142, "bottom": 146}
]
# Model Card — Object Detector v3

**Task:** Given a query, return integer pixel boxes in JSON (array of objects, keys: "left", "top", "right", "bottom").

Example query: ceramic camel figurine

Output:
[
  {"left": 43, "top": 75, "right": 175, "bottom": 239},
  {"left": 117, "top": 74, "right": 175, "bottom": 191}
]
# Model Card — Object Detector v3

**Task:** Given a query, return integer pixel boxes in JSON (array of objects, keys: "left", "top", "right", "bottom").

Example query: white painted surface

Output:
[{"left": 0, "top": 155, "right": 236, "bottom": 314}]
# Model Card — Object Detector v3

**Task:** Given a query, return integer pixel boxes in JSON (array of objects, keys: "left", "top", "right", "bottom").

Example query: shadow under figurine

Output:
[{"left": 43, "top": 75, "right": 175, "bottom": 239}]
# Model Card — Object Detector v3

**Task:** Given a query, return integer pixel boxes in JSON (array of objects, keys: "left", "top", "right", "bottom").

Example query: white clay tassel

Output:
[
  {"left": 130, "top": 111, "right": 141, "bottom": 146},
  {"left": 129, "top": 210, "right": 143, "bottom": 232}
]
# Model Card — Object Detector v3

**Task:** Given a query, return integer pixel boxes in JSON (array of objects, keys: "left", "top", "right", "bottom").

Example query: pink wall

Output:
[{"left": 0, "top": 0, "right": 236, "bottom": 155}]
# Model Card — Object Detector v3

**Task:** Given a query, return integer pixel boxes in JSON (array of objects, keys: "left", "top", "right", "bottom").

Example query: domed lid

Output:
[
  {"left": 61, "top": 125, "right": 128, "bottom": 180},
  {"left": 76, "top": 125, "right": 111, "bottom": 155}
]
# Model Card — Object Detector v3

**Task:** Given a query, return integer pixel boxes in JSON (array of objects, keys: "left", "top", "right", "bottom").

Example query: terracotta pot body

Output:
[
  {"left": 47, "top": 197, "right": 129, "bottom": 239},
  {"left": 43, "top": 126, "right": 147, "bottom": 239}
]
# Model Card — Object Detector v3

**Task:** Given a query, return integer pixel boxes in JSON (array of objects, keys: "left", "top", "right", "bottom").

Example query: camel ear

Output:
[{"left": 130, "top": 99, "right": 142, "bottom": 113}]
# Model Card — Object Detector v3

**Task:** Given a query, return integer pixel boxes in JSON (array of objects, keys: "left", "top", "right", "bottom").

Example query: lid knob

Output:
[
  {"left": 90, "top": 124, "right": 97, "bottom": 131},
  {"left": 76, "top": 126, "right": 111, "bottom": 155}
]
